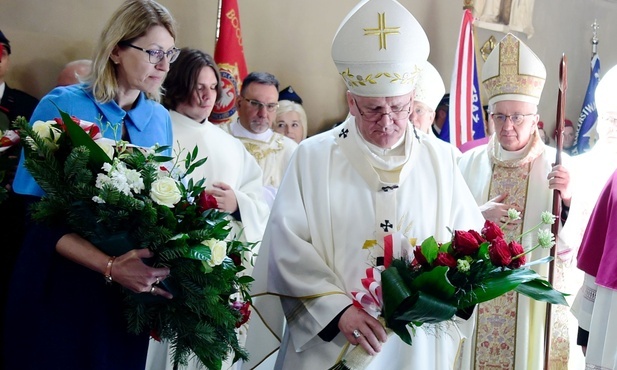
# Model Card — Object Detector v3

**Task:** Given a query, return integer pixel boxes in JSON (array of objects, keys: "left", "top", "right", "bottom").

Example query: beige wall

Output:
[{"left": 2, "top": 0, "right": 617, "bottom": 138}]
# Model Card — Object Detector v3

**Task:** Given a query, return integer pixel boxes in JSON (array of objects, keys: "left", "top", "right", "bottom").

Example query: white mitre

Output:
[
  {"left": 414, "top": 61, "right": 445, "bottom": 110},
  {"left": 331, "top": 0, "right": 430, "bottom": 97}
]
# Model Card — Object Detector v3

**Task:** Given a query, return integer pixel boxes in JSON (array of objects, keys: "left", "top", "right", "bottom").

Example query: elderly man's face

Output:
[
  {"left": 348, "top": 91, "right": 413, "bottom": 148},
  {"left": 409, "top": 101, "right": 435, "bottom": 134},
  {"left": 597, "top": 112, "right": 617, "bottom": 143},
  {"left": 490, "top": 100, "right": 539, "bottom": 151}
]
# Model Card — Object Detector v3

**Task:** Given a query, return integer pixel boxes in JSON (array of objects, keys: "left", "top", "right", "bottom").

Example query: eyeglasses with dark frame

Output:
[
  {"left": 241, "top": 96, "right": 279, "bottom": 113},
  {"left": 490, "top": 113, "right": 537, "bottom": 126},
  {"left": 119, "top": 42, "right": 180, "bottom": 64},
  {"left": 353, "top": 97, "right": 412, "bottom": 122}
]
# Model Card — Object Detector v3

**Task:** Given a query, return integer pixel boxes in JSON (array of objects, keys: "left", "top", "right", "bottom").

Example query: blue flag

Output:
[{"left": 576, "top": 54, "right": 600, "bottom": 154}]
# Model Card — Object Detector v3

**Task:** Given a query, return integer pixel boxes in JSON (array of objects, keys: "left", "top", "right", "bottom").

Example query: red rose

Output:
[
  {"left": 434, "top": 252, "right": 457, "bottom": 268},
  {"left": 488, "top": 237, "right": 512, "bottom": 267},
  {"left": 469, "top": 229, "right": 486, "bottom": 244},
  {"left": 413, "top": 246, "right": 428, "bottom": 266},
  {"left": 150, "top": 328, "right": 162, "bottom": 342},
  {"left": 229, "top": 252, "right": 242, "bottom": 267},
  {"left": 197, "top": 191, "right": 218, "bottom": 213},
  {"left": 482, "top": 220, "right": 504, "bottom": 242},
  {"left": 453, "top": 230, "right": 481, "bottom": 256},
  {"left": 508, "top": 241, "right": 526, "bottom": 269},
  {"left": 232, "top": 301, "right": 251, "bottom": 328}
]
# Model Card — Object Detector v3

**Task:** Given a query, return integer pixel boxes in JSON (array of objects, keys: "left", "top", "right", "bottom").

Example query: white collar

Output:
[{"left": 231, "top": 119, "right": 274, "bottom": 142}]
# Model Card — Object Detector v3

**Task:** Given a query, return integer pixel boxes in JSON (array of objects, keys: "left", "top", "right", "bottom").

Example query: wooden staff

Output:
[{"left": 544, "top": 54, "right": 567, "bottom": 370}]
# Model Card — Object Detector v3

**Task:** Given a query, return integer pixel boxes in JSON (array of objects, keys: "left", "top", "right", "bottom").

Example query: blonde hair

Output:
[
  {"left": 85, "top": 0, "right": 177, "bottom": 103},
  {"left": 276, "top": 100, "right": 308, "bottom": 140}
]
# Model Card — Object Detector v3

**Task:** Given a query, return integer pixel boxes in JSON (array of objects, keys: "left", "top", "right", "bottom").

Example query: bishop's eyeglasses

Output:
[
  {"left": 353, "top": 98, "right": 412, "bottom": 122},
  {"left": 490, "top": 113, "right": 537, "bottom": 126}
]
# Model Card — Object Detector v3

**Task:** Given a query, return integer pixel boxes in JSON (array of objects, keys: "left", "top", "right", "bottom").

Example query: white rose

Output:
[
  {"left": 31, "top": 120, "right": 62, "bottom": 150},
  {"left": 95, "top": 139, "right": 115, "bottom": 160},
  {"left": 202, "top": 239, "right": 227, "bottom": 267},
  {"left": 150, "top": 177, "right": 181, "bottom": 207}
]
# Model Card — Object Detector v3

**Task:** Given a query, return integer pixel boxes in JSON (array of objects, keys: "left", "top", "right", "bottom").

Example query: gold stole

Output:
[{"left": 474, "top": 163, "right": 530, "bottom": 369}]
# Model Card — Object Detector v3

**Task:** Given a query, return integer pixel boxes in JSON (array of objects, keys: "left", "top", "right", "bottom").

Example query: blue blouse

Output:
[{"left": 13, "top": 84, "right": 173, "bottom": 196}]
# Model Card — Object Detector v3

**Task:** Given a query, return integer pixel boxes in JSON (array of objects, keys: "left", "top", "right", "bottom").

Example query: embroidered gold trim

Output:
[{"left": 340, "top": 67, "right": 420, "bottom": 87}]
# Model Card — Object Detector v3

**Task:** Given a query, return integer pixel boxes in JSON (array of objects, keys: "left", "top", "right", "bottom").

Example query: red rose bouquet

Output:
[
  {"left": 331, "top": 210, "right": 566, "bottom": 370},
  {"left": 15, "top": 111, "right": 255, "bottom": 370}
]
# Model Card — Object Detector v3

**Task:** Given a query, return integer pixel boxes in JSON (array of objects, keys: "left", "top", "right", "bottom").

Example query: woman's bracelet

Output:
[{"left": 104, "top": 256, "right": 117, "bottom": 283}]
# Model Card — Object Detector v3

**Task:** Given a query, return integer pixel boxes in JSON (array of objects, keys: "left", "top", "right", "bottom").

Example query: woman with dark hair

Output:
[{"left": 146, "top": 47, "right": 269, "bottom": 370}]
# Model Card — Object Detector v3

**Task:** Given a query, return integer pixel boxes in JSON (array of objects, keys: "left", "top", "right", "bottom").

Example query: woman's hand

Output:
[
  {"left": 56, "top": 233, "right": 172, "bottom": 299},
  {"left": 112, "top": 248, "right": 172, "bottom": 299}
]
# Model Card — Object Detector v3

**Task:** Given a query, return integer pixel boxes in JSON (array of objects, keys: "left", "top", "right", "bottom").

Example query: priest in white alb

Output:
[
  {"left": 457, "top": 33, "right": 574, "bottom": 369},
  {"left": 242, "top": 1, "right": 485, "bottom": 369},
  {"left": 219, "top": 72, "right": 298, "bottom": 208}
]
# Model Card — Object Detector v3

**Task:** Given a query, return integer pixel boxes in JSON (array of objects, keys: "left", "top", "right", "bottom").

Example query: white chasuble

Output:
[
  {"left": 243, "top": 116, "right": 485, "bottom": 370},
  {"left": 458, "top": 134, "right": 573, "bottom": 370}
]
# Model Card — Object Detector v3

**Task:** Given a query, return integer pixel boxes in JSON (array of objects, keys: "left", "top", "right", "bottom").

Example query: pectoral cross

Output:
[{"left": 380, "top": 220, "right": 393, "bottom": 232}]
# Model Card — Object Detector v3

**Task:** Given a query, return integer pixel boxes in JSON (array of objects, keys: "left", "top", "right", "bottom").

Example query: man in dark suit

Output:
[
  {"left": 0, "top": 30, "right": 39, "bottom": 128},
  {"left": 0, "top": 30, "right": 39, "bottom": 370}
]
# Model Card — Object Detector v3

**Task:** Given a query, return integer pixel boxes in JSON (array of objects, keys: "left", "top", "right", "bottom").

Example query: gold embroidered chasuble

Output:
[{"left": 458, "top": 134, "right": 570, "bottom": 370}]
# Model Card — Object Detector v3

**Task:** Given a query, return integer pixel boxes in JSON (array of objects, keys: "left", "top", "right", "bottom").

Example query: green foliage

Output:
[{"left": 15, "top": 111, "right": 255, "bottom": 369}]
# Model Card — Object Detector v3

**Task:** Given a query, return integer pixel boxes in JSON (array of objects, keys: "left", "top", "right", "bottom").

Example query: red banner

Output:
[{"left": 210, "top": 0, "right": 248, "bottom": 124}]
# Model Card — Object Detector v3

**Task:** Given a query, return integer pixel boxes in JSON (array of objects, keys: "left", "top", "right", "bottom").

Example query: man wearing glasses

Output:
[
  {"left": 219, "top": 72, "right": 297, "bottom": 207},
  {"left": 243, "top": 1, "right": 485, "bottom": 369},
  {"left": 458, "top": 33, "right": 576, "bottom": 369}
]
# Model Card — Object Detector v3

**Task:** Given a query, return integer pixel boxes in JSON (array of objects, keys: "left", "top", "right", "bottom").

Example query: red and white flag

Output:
[
  {"left": 447, "top": 9, "right": 485, "bottom": 147},
  {"left": 210, "top": 0, "right": 248, "bottom": 124}
]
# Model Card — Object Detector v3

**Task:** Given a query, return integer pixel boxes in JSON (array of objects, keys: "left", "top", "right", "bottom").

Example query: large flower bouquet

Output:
[
  {"left": 0, "top": 127, "right": 20, "bottom": 203},
  {"left": 15, "top": 111, "right": 255, "bottom": 369},
  {"left": 331, "top": 210, "right": 568, "bottom": 370}
]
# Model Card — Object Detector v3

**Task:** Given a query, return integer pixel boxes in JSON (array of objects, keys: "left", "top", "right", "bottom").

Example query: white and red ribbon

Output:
[
  {"left": 0, "top": 130, "right": 20, "bottom": 153},
  {"left": 352, "top": 266, "right": 384, "bottom": 317},
  {"left": 353, "top": 233, "right": 415, "bottom": 316}
]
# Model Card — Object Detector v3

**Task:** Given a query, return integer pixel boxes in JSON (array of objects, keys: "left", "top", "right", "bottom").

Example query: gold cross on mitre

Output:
[{"left": 364, "top": 12, "right": 400, "bottom": 50}]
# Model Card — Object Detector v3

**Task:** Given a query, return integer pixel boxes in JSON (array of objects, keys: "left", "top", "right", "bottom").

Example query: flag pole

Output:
[
  {"left": 215, "top": 0, "right": 222, "bottom": 44},
  {"left": 544, "top": 54, "right": 567, "bottom": 370},
  {"left": 573, "top": 21, "right": 600, "bottom": 154}
]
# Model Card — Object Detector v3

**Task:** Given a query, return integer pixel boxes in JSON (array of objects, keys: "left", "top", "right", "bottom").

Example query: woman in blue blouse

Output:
[{"left": 4, "top": 1, "right": 178, "bottom": 369}]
